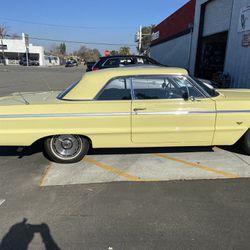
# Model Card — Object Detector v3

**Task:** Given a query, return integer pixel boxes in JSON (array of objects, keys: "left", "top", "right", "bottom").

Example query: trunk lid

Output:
[{"left": 0, "top": 91, "right": 61, "bottom": 106}]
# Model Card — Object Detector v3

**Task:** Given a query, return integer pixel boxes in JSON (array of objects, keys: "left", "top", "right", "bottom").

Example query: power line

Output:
[
  {"left": 0, "top": 17, "right": 137, "bottom": 30},
  {"left": 30, "top": 36, "right": 136, "bottom": 47}
]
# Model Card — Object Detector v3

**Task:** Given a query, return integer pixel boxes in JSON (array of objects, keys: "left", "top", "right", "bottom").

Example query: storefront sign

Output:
[
  {"left": 0, "top": 44, "right": 7, "bottom": 50},
  {"left": 151, "top": 31, "right": 160, "bottom": 41},
  {"left": 238, "top": 6, "right": 250, "bottom": 32},
  {"left": 242, "top": 32, "right": 250, "bottom": 47}
]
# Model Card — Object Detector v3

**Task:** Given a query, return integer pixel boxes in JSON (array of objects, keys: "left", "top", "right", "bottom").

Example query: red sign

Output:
[{"left": 104, "top": 50, "right": 110, "bottom": 57}]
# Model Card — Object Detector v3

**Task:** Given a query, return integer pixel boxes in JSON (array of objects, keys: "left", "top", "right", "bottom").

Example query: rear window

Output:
[{"left": 96, "top": 78, "right": 131, "bottom": 100}]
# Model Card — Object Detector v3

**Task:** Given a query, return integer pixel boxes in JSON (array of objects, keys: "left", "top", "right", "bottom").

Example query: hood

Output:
[
  {"left": 0, "top": 91, "right": 61, "bottom": 106},
  {"left": 218, "top": 89, "right": 250, "bottom": 101}
]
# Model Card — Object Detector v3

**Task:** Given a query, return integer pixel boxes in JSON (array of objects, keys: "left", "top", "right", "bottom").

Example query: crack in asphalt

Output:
[{"left": 232, "top": 153, "right": 250, "bottom": 167}]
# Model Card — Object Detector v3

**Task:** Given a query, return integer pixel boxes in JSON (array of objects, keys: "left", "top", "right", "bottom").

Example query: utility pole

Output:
[
  {"left": 24, "top": 34, "right": 29, "bottom": 67},
  {"left": 135, "top": 26, "right": 152, "bottom": 55},
  {"left": 138, "top": 25, "right": 142, "bottom": 53},
  {"left": 0, "top": 38, "right": 5, "bottom": 65},
  {"left": 0, "top": 25, "right": 7, "bottom": 65}
]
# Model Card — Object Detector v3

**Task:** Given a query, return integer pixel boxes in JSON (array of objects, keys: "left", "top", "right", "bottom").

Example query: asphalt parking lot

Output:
[{"left": 1, "top": 65, "right": 250, "bottom": 249}]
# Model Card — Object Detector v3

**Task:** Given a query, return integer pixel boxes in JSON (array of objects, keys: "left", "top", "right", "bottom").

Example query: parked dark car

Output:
[
  {"left": 65, "top": 60, "right": 78, "bottom": 67},
  {"left": 20, "top": 59, "right": 39, "bottom": 66},
  {"left": 91, "top": 55, "right": 163, "bottom": 71},
  {"left": 86, "top": 61, "right": 96, "bottom": 72}
]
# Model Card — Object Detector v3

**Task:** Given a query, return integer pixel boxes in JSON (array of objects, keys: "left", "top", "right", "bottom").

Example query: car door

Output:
[
  {"left": 131, "top": 75, "right": 216, "bottom": 146},
  {"left": 94, "top": 77, "right": 132, "bottom": 147}
]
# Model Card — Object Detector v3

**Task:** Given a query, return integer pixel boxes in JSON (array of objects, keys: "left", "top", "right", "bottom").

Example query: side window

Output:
[
  {"left": 97, "top": 78, "right": 131, "bottom": 101},
  {"left": 132, "top": 76, "right": 204, "bottom": 100},
  {"left": 169, "top": 76, "right": 204, "bottom": 98},
  {"left": 132, "top": 77, "right": 183, "bottom": 100},
  {"left": 120, "top": 57, "right": 136, "bottom": 66},
  {"left": 103, "top": 59, "right": 120, "bottom": 67}
]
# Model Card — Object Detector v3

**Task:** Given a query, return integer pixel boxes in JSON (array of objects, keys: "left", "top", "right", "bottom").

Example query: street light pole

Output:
[
  {"left": 136, "top": 26, "right": 152, "bottom": 55},
  {"left": 0, "top": 36, "right": 5, "bottom": 65},
  {"left": 138, "top": 25, "right": 142, "bottom": 53},
  {"left": 24, "top": 34, "right": 29, "bottom": 67}
]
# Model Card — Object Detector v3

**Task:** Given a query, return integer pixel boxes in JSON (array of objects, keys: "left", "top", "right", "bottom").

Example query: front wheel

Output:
[
  {"left": 240, "top": 130, "right": 250, "bottom": 155},
  {"left": 44, "top": 135, "right": 89, "bottom": 163}
]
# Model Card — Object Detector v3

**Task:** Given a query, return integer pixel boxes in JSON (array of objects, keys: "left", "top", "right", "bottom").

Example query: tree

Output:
[
  {"left": 49, "top": 44, "right": 60, "bottom": 56},
  {"left": 0, "top": 24, "right": 8, "bottom": 65},
  {"left": 49, "top": 43, "right": 67, "bottom": 57},
  {"left": 59, "top": 43, "right": 66, "bottom": 56},
  {"left": 110, "top": 50, "right": 119, "bottom": 56},
  {"left": 119, "top": 46, "right": 131, "bottom": 55},
  {"left": 138, "top": 25, "right": 154, "bottom": 55},
  {"left": 75, "top": 46, "right": 101, "bottom": 62}
]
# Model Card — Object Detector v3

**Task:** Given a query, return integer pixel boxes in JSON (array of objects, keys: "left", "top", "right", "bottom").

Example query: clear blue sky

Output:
[{"left": 0, "top": 0, "right": 189, "bottom": 54}]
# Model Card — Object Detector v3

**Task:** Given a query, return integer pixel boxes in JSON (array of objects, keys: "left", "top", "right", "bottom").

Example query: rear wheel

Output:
[
  {"left": 44, "top": 135, "right": 89, "bottom": 163},
  {"left": 240, "top": 130, "right": 250, "bottom": 155}
]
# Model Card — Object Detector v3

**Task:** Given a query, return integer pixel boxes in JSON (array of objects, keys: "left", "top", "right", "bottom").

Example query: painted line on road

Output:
[
  {"left": 0, "top": 199, "right": 6, "bottom": 207},
  {"left": 39, "top": 163, "right": 53, "bottom": 187},
  {"left": 153, "top": 153, "right": 239, "bottom": 179},
  {"left": 84, "top": 156, "right": 142, "bottom": 182}
]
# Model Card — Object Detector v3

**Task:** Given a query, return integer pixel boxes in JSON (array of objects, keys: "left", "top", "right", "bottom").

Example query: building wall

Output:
[
  {"left": 190, "top": 0, "right": 250, "bottom": 88},
  {"left": 150, "top": 32, "right": 193, "bottom": 69},
  {"left": 151, "top": 0, "right": 196, "bottom": 46},
  {"left": 224, "top": 0, "right": 250, "bottom": 88},
  {"left": 189, "top": 0, "right": 233, "bottom": 74},
  {"left": 2, "top": 33, "right": 45, "bottom": 66}
]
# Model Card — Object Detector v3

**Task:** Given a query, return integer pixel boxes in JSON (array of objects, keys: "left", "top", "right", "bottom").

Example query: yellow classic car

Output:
[{"left": 1, "top": 66, "right": 250, "bottom": 163}]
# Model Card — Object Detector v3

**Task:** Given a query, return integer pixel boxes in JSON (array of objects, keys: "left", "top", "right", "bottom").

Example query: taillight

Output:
[{"left": 92, "top": 67, "right": 99, "bottom": 71}]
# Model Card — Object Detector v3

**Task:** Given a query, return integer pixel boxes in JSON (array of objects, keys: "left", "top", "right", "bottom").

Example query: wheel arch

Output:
[{"left": 31, "top": 134, "right": 93, "bottom": 148}]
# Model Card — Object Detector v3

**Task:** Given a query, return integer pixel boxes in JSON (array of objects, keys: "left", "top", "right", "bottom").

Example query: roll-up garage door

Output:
[{"left": 203, "top": 0, "right": 233, "bottom": 37}]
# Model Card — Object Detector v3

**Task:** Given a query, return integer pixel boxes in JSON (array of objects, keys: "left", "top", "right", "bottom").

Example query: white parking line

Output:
[{"left": 0, "top": 199, "right": 6, "bottom": 207}]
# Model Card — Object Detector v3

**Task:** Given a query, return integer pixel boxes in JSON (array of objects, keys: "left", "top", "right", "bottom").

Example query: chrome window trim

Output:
[{"left": 57, "top": 80, "right": 80, "bottom": 100}]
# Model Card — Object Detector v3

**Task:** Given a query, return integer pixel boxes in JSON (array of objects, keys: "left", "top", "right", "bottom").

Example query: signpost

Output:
[{"left": 24, "top": 34, "right": 29, "bottom": 66}]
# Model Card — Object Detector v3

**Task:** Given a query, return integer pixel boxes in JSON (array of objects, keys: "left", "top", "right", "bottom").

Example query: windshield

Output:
[
  {"left": 57, "top": 80, "right": 80, "bottom": 100},
  {"left": 191, "top": 77, "right": 220, "bottom": 97}
]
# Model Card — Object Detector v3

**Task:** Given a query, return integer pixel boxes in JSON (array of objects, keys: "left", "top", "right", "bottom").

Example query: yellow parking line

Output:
[
  {"left": 153, "top": 153, "right": 239, "bottom": 179},
  {"left": 84, "top": 156, "right": 141, "bottom": 182},
  {"left": 39, "top": 163, "right": 53, "bottom": 187}
]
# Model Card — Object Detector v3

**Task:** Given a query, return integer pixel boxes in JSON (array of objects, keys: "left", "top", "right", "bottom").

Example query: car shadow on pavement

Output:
[
  {"left": 89, "top": 146, "right": 215, "bottom": 156},
  {"left": 0, "top": 142, "right": 247, "bottom": 159},
  {"left": 0, "top": 218, "right": 60, "bottom": 250},
  {"left": 0, "top": 141, "right": 43, "bottom": 158},
  {"left": 218, "top": 144, "right": 250, "bottom": 156}
]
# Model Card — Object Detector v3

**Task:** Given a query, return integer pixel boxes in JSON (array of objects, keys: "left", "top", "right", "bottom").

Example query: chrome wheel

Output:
[{"left": 50, "top": 135, "right": 83, "bottom": 160}]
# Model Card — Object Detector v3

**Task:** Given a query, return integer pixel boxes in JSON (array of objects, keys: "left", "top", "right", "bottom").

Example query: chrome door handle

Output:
[{"left": 134, "top": 108, "right": 146, "bottom": 112}]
